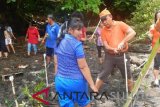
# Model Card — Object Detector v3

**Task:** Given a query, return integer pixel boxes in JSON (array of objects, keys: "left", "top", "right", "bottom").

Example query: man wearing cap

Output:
[
  {"left": 42, "top": 14, "right": 60, "bottom": 65},
  {"left": 95, "top": 9, "right": 136, "bottom": 92}
]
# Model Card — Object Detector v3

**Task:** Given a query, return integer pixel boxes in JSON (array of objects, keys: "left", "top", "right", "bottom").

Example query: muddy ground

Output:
[{"left": 0, "top": 42, "right": 160, "bottom": 107}]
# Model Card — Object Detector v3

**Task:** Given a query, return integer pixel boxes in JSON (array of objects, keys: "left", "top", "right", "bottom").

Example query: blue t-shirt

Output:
[
  {"left": 55, "top": 34, "right": 85, "bottom": 79},
  {"left": 45, "top": 23, "right": 60, "bottom": 48}
]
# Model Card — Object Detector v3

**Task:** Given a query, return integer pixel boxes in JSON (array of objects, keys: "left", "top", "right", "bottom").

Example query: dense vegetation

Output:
[
  {"left": 1, "top": 0, "right": 160, "bottom": 38},
  {"left": 128, "top": 0, "right": 160, "bottom": 37}
]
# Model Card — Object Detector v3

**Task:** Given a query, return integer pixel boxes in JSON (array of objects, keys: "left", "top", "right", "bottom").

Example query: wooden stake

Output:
[
  {"left": 9, "top": 76, "right": 18, "bottom": 107},
  {"left": 124, "top": 53, "right": 128, "bottom": 97},
  {"left": 43, "top": 53, "right": 48, "bottom": 87}
]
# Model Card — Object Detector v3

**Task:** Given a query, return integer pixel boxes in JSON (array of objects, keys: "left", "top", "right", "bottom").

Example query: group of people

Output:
[
  {"left": 52, "top": 9, "right": 136, "bottom": 107},
  {"left": 0, "top": 9, "right": 160, "bottom": 107},
  {"left": 53, "top": 9, "right": 160, "bottom": 107}
]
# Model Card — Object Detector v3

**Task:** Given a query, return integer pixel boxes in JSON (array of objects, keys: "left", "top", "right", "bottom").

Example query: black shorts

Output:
[
  {"left": 154, "top": 53, "right": 160, "bottom": 70},
  {"left": 98, "top": 52, "right": 132, "bottom": 82},
  {"left": 0, "top": 41, "right": 7, "bottom": 52},
  {"left": 46, "top": 47, "right": 54, "bottom": 57}
]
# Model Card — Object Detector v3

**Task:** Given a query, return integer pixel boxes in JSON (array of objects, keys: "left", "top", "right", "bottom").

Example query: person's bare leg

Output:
[
  {"left": 10, "top": 44, "right": 15, "bottom": 53},
  {"left": 27, "top": 52, "right": 30, "bottom": 56},
  {"left": 0, "top": 51, "right": 2, "bottom": 57},
  {"left": 128, "top": 79, "right": 134, "bottom": 92},
  {"left": 99, "top": 57, "right": 103, "bottom": 64},
  {"left": 6, "top": 45, "right": 10, "bottom": 52},
  {"left": 153, "top": 69, "right": 159, "bottom": 85},
  {"left": 4, "top": 52, "right": 8, "bottom": 58},
  {"left": 46, "top": 56, "right": 51, "bottom": 65},
  {"left": 95, "top": 78, "right": 104, "bottom": 91}
]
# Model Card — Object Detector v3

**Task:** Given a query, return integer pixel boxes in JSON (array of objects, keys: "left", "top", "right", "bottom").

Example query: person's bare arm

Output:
[
  {"left": 8, "top": 31, "right": 16, "bottom": 39},
  {"left": 77, "top": 58, "right": 98, "bottom": 92},
  {"left": 25, "top": 29, "right": 29, "bottom": 41},
  {"left": 41, "top": 33, "right": 48, "bottom": 44},
  {"left": 81, "top": 38, "right": 86, "bottom": 41},
  {"left": 148, "top": 25, "right": 154, "bottom": 39},
  {"left": 103, "top": 41, "right": 118, "bottom": 53},
  {"left": 118, "top": 27, "right": 136, "bottom": 50},
  {"left": 4, "top": 31, "right": 7, "bottom": 38},
  {"left": 148, "top": 33, "right": 153, "bottom": 40},
  {"left": 37, "top": 34, "right": 40, "bottom": 41},
  {"left": 25, "top": 34, "right": 28, "bottom": 41},
  {"left": 88, "top": 34, "right": 94, "bottom": 40},
  {"left": 11, "top": 32, "right": 16, "bottom": 39},
  {"left": 81, "top": 33, "right": 86, "bottom": 41},
  {"left": 124, "top": 28, "right": 136, "bottom": 42},
  {"left": 148, "top": 25, "right": 160, "bottom": 52}
]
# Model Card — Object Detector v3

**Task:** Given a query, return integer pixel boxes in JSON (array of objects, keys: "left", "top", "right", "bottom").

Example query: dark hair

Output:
[
  {"left": 68, "top": 18, "right": 83, "bottom": 30},
  {"left": 100, "top": 15, "right": 107, "bottom": 22},
  {"left": 30, "top": 21, "right": 36, "bottom": 26},
  {"left": 4, "top": 25, "right": 8, "bottom": 30},
  {"left": 56, "top": 18, "right": 83, "bottom": 47},
  {"left": 154, "top": 10, "right": 160, "bottom": 23},
  {"left": 100, "top": 14, "right": 112, "bottom": 22},
  {"left": 71, "top": 11, "right": 84, "bottom": 21},
  {"left": 47, "top": 14, "right": 54, "bottom": 20}
]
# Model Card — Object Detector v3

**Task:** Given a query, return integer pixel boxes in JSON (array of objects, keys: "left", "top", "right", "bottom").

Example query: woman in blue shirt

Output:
[{"left": 54, "top": 18, "right": 98, "bottom": 107}]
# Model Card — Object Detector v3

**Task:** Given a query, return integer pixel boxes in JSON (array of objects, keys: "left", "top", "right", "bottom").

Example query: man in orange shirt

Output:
[{"left": 95, "top": 9, "right": 136, "bottom": 92}]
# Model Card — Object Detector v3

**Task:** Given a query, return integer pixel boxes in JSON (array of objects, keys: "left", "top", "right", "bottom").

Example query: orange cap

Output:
[{"left": 99, "top": 9, "right": 111, "bottom": 18}]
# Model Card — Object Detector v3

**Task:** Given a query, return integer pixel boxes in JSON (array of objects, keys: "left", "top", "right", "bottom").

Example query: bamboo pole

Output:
[
  {"left": 88, "top": 8, "right": 108, "bottom": 40},
  {"left": 88, "top": 20, "right": 101, "bottom": 40},
  {"left": 43, "top": 53, "right": 48, "bottom": 87},
  {"left": 124, "top": 53, "right": 128, "bottom": 97},
  {"left": 92, "top": 20, "right": 101, "bottom": 37},
  {"left": 9, "top": 76, "right": 18, "bottom": 107},
  {"left": 123, "top": 39, "right": 160, "bottom": 107}
]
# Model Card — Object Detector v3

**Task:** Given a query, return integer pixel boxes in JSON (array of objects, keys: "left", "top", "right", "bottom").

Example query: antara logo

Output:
[{"left": 32, "top": 87, "right": 50, "bottom": 105}]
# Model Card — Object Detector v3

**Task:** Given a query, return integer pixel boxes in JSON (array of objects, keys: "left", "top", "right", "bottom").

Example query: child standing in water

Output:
[{"left": 25, "top": 21, "right": 40, "bottom": 56}]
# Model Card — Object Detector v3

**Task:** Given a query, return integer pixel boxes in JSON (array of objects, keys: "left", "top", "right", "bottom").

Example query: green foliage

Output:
[
  {"left": 127, "top": 0, "right": 160, "bottom": 37},
  {"left": 22, "top": 85, "right": 32, "bottom": 101},
  {"left": 113, "top": 0, "right": 139, "bottom": 12},
  {"left": 107, "top": 0, "right": 141, "bottom": 19},
  {"left": 4, "top": 98, "right": 12, "bottom": 107},
  {"left": 22, "top": 81, "right": 45, "bottom": 106},
  {"left": 6, "top": 0, "right": 102, "bottom": 14},
  {"left": 61, "top": 0, "right": 102, "bottom": 13},
  {"left": 21, "top": 70, "right": 46, "bottom": 106},
  {"left": 6, "top": 0, "right": 16, "bottom": 3},
  {"left": 34, "top": 81, "right": 45, "bottom": 92}
]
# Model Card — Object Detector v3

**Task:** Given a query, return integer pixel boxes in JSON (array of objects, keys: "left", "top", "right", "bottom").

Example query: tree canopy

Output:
[
  {"left": 5, "top": 0, "right": 102, "bottom": 14},
  {"left": 128, "top": 0, "right": 160, "bottom": 37},
  {"left": 0, "top": 0, "right": 146, "bottom": 36}
]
